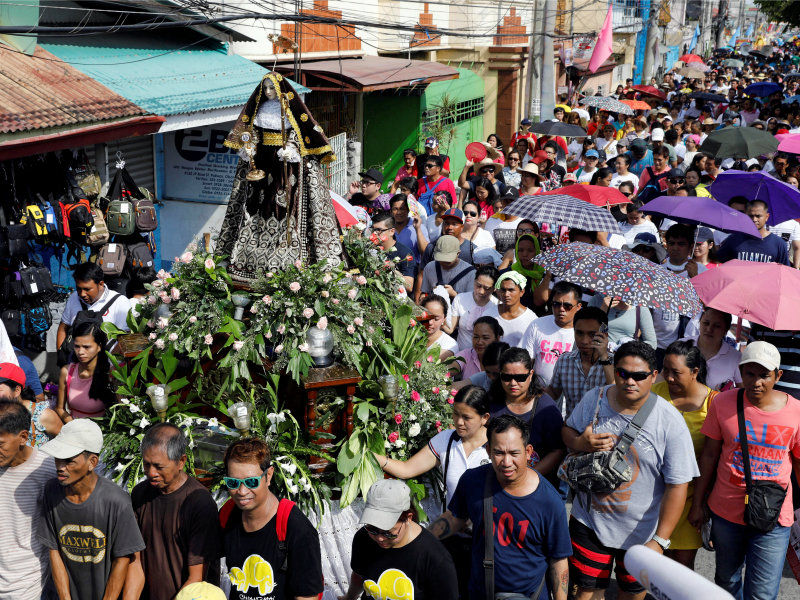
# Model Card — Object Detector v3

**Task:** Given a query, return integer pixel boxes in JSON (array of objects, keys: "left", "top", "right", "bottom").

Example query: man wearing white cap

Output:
[
  {"left": 338, "top": 479, "right": 458, "bottom": 600},
  {"left": 36, "top": 420, "right": 145, "bottom": 600},
  {"left": 690, "top": 342, "right": 800, "bottom": 600}
]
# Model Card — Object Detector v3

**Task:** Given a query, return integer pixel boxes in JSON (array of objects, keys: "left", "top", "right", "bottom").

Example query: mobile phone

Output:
[{"left": 599, "top": 323, "right": 608, "bottom": 335}]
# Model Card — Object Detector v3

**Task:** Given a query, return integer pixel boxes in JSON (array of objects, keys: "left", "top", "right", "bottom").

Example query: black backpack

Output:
[
  {"left": 636, "top": 167, "right": 670, "bottom": 203},
  {"left": 57, "top": 294, "right": 122, "bottom": 367}
]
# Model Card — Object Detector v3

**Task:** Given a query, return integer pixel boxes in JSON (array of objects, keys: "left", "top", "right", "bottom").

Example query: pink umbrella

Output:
[
  {"left": 777, "top": 133, "right": 800, "bottom": 153},
  {"left": 691, "top": 260, "right": 800, "bottom": 336},
  {"left": 330, "top": 191, "right": 359, "bottom": 227}
]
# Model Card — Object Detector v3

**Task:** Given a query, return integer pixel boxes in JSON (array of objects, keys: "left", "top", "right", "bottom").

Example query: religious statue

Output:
[{"left": 218, "top": 72, "right": 345, "bottom": 283}]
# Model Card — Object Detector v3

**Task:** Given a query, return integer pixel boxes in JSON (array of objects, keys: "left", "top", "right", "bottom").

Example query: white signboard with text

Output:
[{"left": 164, "top": 122, "right": 240, "bottom": 202}]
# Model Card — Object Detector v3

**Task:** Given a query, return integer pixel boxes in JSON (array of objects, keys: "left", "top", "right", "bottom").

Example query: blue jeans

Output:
[{"left": 710, "top": 510, "right": 791, "bottom": 600}]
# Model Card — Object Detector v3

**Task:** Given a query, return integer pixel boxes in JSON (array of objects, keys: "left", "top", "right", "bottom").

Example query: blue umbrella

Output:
[
  {"left": 744, "top": 81, "right": 783, "bottom": 97},
  {"left": 639, "top": 196, "right": 761, "bottom": 238},
  {"left": 786, "top": 95, "right": 800, "bottom": 104},
  {"left": 706, "top": 171, "right": 800, "bottom": 226}
]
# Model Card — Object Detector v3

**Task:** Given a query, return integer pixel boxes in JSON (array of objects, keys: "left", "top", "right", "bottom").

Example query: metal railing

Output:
[
  {"left": 611, "top": 0, "right": 645, "bottom": 33},
  {"left": 323, "top": 133, "right": 348, "bottom": 197}
]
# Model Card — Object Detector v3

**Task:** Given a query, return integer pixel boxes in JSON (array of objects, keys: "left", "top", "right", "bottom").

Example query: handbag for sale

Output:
[{"left": 737, "top": 389, "right": 788, "bottom": 533}]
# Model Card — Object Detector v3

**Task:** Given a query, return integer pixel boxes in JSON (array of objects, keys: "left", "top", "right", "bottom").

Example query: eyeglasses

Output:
[
  {"left": 614, "top": 368, "right": 653, "bottom": 382},
  {"left": 223, "top": 471, "right": 266, "bottom": 490},
  {"left": 552, "top": 301, "right": 576, "bottom": 311},
  {"left": 364, "top": 525, "right": 400, "bottom": 539},
  {"left": 464, "top": 211, "right": 478, "bottom": 217},
  {"left": 360, "top": 180, "right": 377, "bottom": 186},
  {"left": 668, "top": 178, "right": 685, "bottom": 184},
  {"left": 517, "top": 228, "right": 536, "bottom": 235},
  {"left": 372, "top": 227, "right": 392, "bottom": 234},
  {"left": 500, "top": 372, "right": 530, "bottom": 383}
]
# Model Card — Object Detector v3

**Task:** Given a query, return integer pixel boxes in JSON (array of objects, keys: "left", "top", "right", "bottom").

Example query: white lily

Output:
[
  {"left": 279, "top": 461, "right": 297, "bottom": 476},
  {"left": 208, "top": 417, "right": 219, "bottom": 427},
  {"left": 114, "top": 462, "right": 126, "bottom": 472},
  {"left": 119, "top": 398, "right": 130, "bottom": 405},
  {"left": 288, "top": 483, "right": 299, "bottom": 495},
  {"left": 139, "top": 416, "right": 150, "bottom": 429},
  {"left": 129, "top": 404, "right": 141, "bottom": 414}
]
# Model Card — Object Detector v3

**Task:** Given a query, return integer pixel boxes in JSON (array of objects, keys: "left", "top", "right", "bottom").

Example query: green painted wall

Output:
[{"left": 363, "top": 68, "right": 486, "bottom": 192}]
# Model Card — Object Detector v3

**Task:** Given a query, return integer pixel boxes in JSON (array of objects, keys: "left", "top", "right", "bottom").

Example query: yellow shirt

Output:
[{"left": 652, "top": 381, "right": 716, "bottom": 459}]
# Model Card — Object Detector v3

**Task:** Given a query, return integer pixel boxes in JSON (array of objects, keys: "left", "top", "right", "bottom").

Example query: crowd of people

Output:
[{"left": 3, "top": 42, "right": 800, "bottom": 600}]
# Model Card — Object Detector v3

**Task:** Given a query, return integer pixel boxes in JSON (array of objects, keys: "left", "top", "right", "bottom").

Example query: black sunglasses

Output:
[
  {"left": 364, "top": 525, "right": 399, "bottom": 539},
  {"left": 481, "top": 167, "right": 495, "bottom": 173},
  {"left": 425, "top": 163, "right": 437, "bottom": 168},
  {"left": 500, "top": 372, "right": 530, "bottom": 383},
  {"left": 464, "top": 210, "right": 478, "bottom": 217},
  {"left": 615, "top": 368, "right": 653, "bottom": 381},
  {"left": 552, "top": 301, "right": 576, "bottom": 310},
  {"left": 668, "top": 178, "right": 685, "bottom": 184}
]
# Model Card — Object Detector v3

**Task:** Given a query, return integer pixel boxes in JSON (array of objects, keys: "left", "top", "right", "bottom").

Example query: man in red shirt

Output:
[{"left": 510, "top": 118, "right": 537, "bottom": 150}]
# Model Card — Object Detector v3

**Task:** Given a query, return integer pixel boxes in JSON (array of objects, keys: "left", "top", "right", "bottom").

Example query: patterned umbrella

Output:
[
  {"left": 691, "top": 62, "right": 712, "bottom": 72},
  {"left": 533, "top": 243, "right": 703, "bottom": 315},
  {"left": 620, "top": 99, "right": 652, "bottom": 110},
  {"left": 501, "top": 195, "right": 622, "bottom": 234},
  {"left": 579, "top": 96, "right": 634, "bottom": 115}
]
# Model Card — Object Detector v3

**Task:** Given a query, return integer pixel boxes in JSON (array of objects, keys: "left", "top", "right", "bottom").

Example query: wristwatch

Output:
[
  {"left": 597, "top": 358, "right": 613, "bottom": 366},
  {"left": 651, "top": 535, "right": 671, "bottom": 551}
]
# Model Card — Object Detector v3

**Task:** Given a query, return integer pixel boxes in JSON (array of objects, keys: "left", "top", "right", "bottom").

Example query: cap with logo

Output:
[
  {"left": 563, "top": 172, "right": 578, "bottom": 182},
  {"left": 521, "top": 118, "right": 532, "bottom": 126},
  {"left": 360, "top": 479, "right": 411, "bottom": 531},
  {"left": 433, "top": 235, "right": 462, "bottom": 262},
  {"left": 0, "top": 362, "right": 26, "bottom": 388},
  {"left": 442, "top": 208, "right": 465, "bottom": 223},
  {"left": 41, "top": 419, "right": 104, "bottom": 459},
  {"left": 585, "top": 149, "right": 599, "bottom": 158},
  {"left": 425, "top": 137, "right": 439, "bottom": 148},
  {"left": 357, "top": 168, "right": 384, "bottom": 185},
  {"left": 739, "top": 341, "right": 782, "bottom": 372}
]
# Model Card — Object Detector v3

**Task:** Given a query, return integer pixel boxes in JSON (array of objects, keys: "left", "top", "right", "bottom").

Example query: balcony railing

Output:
[{"left": 611, "top": 0, "right": 645, "bottom": 33}]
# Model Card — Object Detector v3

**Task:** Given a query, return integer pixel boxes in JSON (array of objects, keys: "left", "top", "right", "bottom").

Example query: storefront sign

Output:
[
  {"left": 560, "top": 40, "right": 573, "bottom": 67},
  {"left": 164, "top": 123, "right": 240, "bottom": 202},
  {"left": 573, "top": 36, "right": 595, "bottom": 59}
]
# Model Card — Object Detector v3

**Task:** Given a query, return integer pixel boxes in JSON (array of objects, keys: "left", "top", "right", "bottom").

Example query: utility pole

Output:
[
  {"left": 529, "top": 0, "right": 544, "bottom": 121},
  {"left": 715, "top": 0, "right": 727, "bottom": 49},
  {"left": 540, "top": 0, "right": 556, "bottom": 120},
  {"left": 641, "top": 1, "right": 658, "bottom": 84},
  {"left": 524, "top": 1, "right": 540, "bottom": 121}
]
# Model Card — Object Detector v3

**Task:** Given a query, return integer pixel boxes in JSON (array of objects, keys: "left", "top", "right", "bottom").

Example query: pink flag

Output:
[{"left": 589, "top": 5, "right": 613, "bottom": 74}]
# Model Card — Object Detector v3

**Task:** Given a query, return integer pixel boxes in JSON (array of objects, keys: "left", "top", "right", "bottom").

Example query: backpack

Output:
[
  {"left": 96, "top": 243, "right": 128, "bottom": 278},
  {"left": 133, "top": 198, "right": 158, "bottom": 232},
  {"left": 69, "top": 150, "right": 102, "bottom": 200},
  {"left": 636, "top": 167, "right": 670, "bottom": 203},
  {"left": 57, "top": 293, "right": 122, "bottom": 367},
  {"left": 40, "top": 198, "right": 60, "bottom": 238},
  {"left": 65, "top": 199, "right": 94, "bottom": 244},
  {"left": 1, "top": 309, "right": 20, "bottom": 338},
  {"left": 19, "top": 267, "right": 53, "bottom": 297},
  {"left": 126, "top": 242, "right": 154, "bottom": 273},
  {"left": 86, "top": 207, "right": 110, "bottom": 246},
  {"left": 4, "top": 224, "right": 31, "bottom": 257},
  {"left": 57, "top": 199, "right": 72, "bottom": 240},
  {"left": 107, "top": 199, "right": 136, "bottom": 235},
  {"left": 417, "top": 176, "right": 448, "bottom": 214},
  {"left": 25, "top": 205, "right": 48, "bottom": 240}
]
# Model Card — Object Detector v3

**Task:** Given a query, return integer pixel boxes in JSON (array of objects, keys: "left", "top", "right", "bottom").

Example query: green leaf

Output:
[
  {"left": 356, "top": 402, "right": 371, "bottom": 424},
  {"left": 348, "top": 433, "right": 364, "bottom": 455},
  {"left": 161, "top": 347, "right": 178, "bottom": 381},
  {"left": 337, "top": 443, "right": 362, "bottom": 476}
]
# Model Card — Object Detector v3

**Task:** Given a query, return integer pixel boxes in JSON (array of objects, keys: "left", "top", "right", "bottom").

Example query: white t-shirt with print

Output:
[
  {"left": 518, "top": 315, "right": 575, "bottom": 386},
  {"left": 610, "top": 172, "right": 640, "bottom": 189},
  {"left": 451, "top": 292, "right": 500, "bottom": 351},
  {"left": 620, "top": 220, "right": 660, "bottom": 245},
  {"left": 768, "top": 219, "right": 800, "bottom": 253},
  {"left": 428, "top": 429, "right": 490, "bottom": 506},
  {"left": 650, "top": 261, "right": 705, "bottom": 349}
]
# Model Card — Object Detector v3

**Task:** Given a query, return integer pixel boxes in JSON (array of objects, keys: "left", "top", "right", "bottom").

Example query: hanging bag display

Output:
[
  {"left": 126, "top": 242, "right": 154, "bottom": 272},
  {"left": 25, "top": 204, "right": 48, "bottom": 240},
  {"left": 86, "top": 207, "right": 110, "bottom": 246},
  {"left": 65, "top": 198, "right": 94, "bottom": 244},
  {"left": 106, "top": 198, "right": 136, "bottom": 235},
  {"left": 737, "top": 389, "right": 788, "bottom": 533},
  {"left": 133, "top": 197, "right": 158, "bottom": 231},
  {"left": 4, "top": 224, "right": 31, "bottom": 257},
  {"left": 96, "top": 243, "right": 128, "bottom": 278}
]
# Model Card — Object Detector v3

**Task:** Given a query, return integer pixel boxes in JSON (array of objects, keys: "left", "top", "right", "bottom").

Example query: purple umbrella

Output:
[
  {"left": 639, "top": 195, "right": 761, "bottom": 238},
  {"left": 706, "top": 171, "right": 800, "bottom": 226}
]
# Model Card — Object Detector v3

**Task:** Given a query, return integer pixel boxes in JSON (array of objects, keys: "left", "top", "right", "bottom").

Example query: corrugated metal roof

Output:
[
  {"left": 0, "top": 45, "right": 146, "bottom": 134},
  {"left": 41, "top": 34, "right": 309, "bottom": 117}
]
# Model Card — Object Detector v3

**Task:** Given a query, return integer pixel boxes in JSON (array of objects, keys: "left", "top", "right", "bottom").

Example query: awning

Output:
[
  {"left": 572, "top": 57, "right": 617, "bottom": 76},
  {"left": 41, "top": 34, "right": 310, "bottom": 129},
  {"left": 276, "top": 56, "right": 460, "bottom": 92}
]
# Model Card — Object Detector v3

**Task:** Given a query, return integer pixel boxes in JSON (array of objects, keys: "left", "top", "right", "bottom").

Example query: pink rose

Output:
[
  {"left": 266, "top": 272, "right": 274, "bottom": 278},
  {"left": 250, "top": 305, "right": 258, "bottom": 313},
  {"left": 189, "top": 316, "right": 197, "bottom": 323},
  {"left": 263, "top": 295, "right": 272, "bottom": 304},
  {"left": 414, "top": 361, "right": 422, "bottom": 369},
  {"left": 275, "top": 344, "right": 284, "bottom": 353},
  {"left": 356, "top": 276, "right": 367, "bottom": 285},
  {"left": 149, "top": 332, "right": 157, "bottom": 340},
  {"left": 168, "top": 333, "right": 178, "bottom": 342},
  {"left": 277, "top": 325, "right": 286, "bottom": 334},
  {"left": 348, "top": 288, "right": 357, "bottom": 300},
  {"left": 432, "top": 386, "right": 440, "bottom": 395},
  {"left": 233, "top": 341, "right": 244, "bottom": 351},
  {"left": 399, "top": 287, "right": 405, "bottom": 293},
  {"left": 204, "top": 334, "right": 213, "bottom": 345},
  {"left": 344, "top": 272, "right": 352, "bottom": 279},
  {"left": 303, "top": 308, "right": 314, "bottom": 318},
  {"left": 204, "top": 258, "right": 214, "bottom": 269},
  {"left": 155, "top": 339, "right": 165, "bottom": 349},
  {"left": 317, "top": 317, "right": 328, "bottom": 330},
  {"left": 410, "top": 390, "right": 420, "bottom": 402},
  {"left": 395, "top": 413, "right": 403, "bottom": 424},
  {"left": 157, "top": 269, "right": 169, "bottom": 280},
  {"left": 409, "top": 319, "right": 416, "bottom": 327},
  {"left": 289, "top": 281, "right": 301, "bottom": 292},
  {"left": 438, "top": 426, "right": 443, "bottom": 433},
  {"left": 147, "top": 320, "right": 155, "bottom": 328},
  {"left": 162, "top": 296, "right": 172, "bottom": 305},
  {"left": 444, "top": 372, "right": 451, "bottom": 379},
  {"left": 181, "top": 252, "right": 193, "bottom": 263},
  {"left": 174, "top": 257, "right": 180, "bottom": 263},
  {"left": 159, "top": 291, "right": 168, "bottom": 300},
  {"left": 299, "top": 343, "right": 310, "bottom": 352},
  {"left": 354, "top": 317, "right": 364, "bottom": 326},
  {"left": 347, "top": 325, "right": 355, "bottom": 334},
  {"left": 427, "top": 355, "right": 434, "bottom": 363},
  {"left": 152, "top": 279, "right": 163, "bottom": 288},
  {"left": 294, "top": 259, "right": 303, "bottom": 269},
  {"left": 402, "top": 374, "right": 410, "bottom": 382},
  {"left": 321, "top": 291, "right": 330, "bottom": 298},
  {"left": 368, "top": 327, "right": 374, "bottom": 334},
  {"left": 147, "top": 296, "right": 157, "bottom": 305},
  {"left": 322, "top": 274, "right": 332, "bottom": 283},
  {"left": 436, "top": 421, "right": 442, "bottom": 427},
  {"left": 375, "top": 270, "right": 380, "bottom": 276},
  {"left": 385, "top": 260, "right": 392, "bottom": 267},
  {"left": 448, "top": 398, "right": 455, "bottom": 404},
  {"left": 388, "top": 432, "right": 399, "bottom": 443},
  {"left": 171, "top": 287, "right": 180, "bottom": 300},
  {"left": 157, "top": 317, "right": 169, "bottom": 329},
  {"left": 450, "top": 388, "right": 458, "bottom": 396},
  {"left": 332, "top": 298, "right": 340, "bottom": 305},
  {"left": 265, "top": 332, "right": 273, "bottom": 339}
]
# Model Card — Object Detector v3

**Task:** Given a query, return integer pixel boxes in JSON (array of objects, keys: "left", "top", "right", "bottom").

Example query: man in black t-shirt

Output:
[
  {"left": 339, "top": 480, "right": 458, "bottom": 600},
  {"left": 371, "top": 211, "right": 416, "bottom": 292},
  {"left": 222, "top": 439, "right": 323, "bottom": 600}
]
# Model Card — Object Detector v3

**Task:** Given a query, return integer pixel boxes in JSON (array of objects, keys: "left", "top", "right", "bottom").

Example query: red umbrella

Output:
[
  {"left": 631, "top": 85, "right": 666, "bottom": 100},
  {"left": 540, "top": 185, "right": 631, "bottom": 207},
  {"left": 621, "top": 99, "right": 652, "bottom": 110},
  {"left": 679, "top": 53, "right": 704, "bottom": 64}
]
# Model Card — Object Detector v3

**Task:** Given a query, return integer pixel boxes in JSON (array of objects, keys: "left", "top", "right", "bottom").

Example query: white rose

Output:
[
  {"left": 114, "top": 462, "right": 126, "bottom": 472},
  {"left": 288, "top": 483, "right": 299, "bottom": 495},
  {"left": 208, "top": 418, "right": 219, "bottom": 427},
  {"left": 394, "top": 439, "right": 405, "bottom": 448},
  {"left": 409, "top": 423, "right": 421, "bottom": 437},
  {"left": 130, "top": 428, "right": 136, "bottom": 436},
  {"left": 384, "top": 440, "right": 392, "bottom": 449},
  {"left": 409, "top": 413, "right": 417, "bottom": 421},
  {"left": 280, "top": 461, "right": 297, "bottom": 476},
  {"left": 129, "top": 404, "right": 141, "bottom": 414}
]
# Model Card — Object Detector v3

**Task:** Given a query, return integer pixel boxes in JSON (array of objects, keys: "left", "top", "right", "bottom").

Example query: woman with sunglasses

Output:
[
  {"left": 483, "top": 272, "right": 538, "bottom": 347},
  {"left": 367, "top": 387, "right": 489, "bottom": 600},
  {"left": 458, "top": 199, "right": 496, "bottom": 253},
  {"left": 340, "top": 479, "right": 459, "bottom": 600},
  {"left": 489, "top": 347, "right": 566, "bottom": 485},
  {"left": 651, "top": 341, "right": 716, "bottom": 571},
  {"left": 588, "top": 293, "right": 657, "bottom": 349},
  {"left": 502, "top": 150, "right": 523, "bottom": 188},
  {"left": 596, "top": 125, "right": 619, "bottom": 159}
]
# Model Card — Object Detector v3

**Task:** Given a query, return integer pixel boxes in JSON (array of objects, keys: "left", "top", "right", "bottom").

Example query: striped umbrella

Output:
[
  {"left": 579, "top": 96, "right": 634, "bottom": 115},
  {"left": 501, "top": 195, "right": 621, "bottom": 234}
]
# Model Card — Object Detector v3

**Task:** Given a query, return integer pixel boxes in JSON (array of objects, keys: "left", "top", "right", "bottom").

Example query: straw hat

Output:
[{"left": 472, "top": 157, "right": 503, "bottom": 176}]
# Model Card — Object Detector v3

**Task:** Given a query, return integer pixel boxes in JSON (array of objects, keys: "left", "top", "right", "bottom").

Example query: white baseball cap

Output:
[
  {"left": 41, "top": 419, "right": 104, "bottom": 459},
  {"left": 359, "top": 479, "right": 411, "bottom": 530},
  {"left": 651, "top": 129, "right": 665, "bottom": 141},
  {"left": 739, "top": 341, "right": 781, "bottom": 372}
]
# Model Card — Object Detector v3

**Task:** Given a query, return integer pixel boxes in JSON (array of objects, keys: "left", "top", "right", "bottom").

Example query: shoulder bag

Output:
[{"left": 737, "top": 389, "right": 788, "bottom": 532}]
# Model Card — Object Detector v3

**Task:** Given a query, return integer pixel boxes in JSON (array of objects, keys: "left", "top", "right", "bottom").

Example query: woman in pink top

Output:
[
  {"left": 451, "top": 316, "right": 504, "bottom": 380},
  {"left": 55, "top": 322, "right": 115, "bottom": 422},
  {"left": 689, "top": 342, "right": 800, "bottom": 600}
]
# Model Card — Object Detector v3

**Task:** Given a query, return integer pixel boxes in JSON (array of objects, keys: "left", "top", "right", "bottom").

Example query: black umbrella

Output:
[
  {"left": 689, "top": 91, "right": 727, "bottom": 103},
  {"left": 699, "top": 127, "right": 779, "bottom": 159},
  {"left": 750, "top": 50, "right": 769, "bottom": 59},
  {"left": 528, "top": 121, "right": 587, "bottom": 137}
]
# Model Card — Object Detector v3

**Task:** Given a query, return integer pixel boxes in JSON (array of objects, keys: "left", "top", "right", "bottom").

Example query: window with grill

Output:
[{"left": 422, "top": 97, "right": 485, "bottom": 129}]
